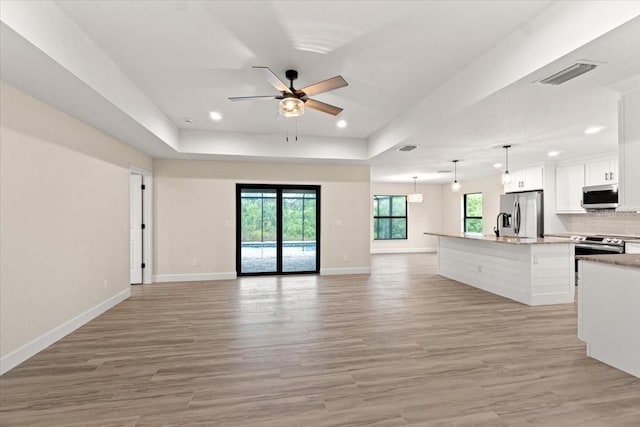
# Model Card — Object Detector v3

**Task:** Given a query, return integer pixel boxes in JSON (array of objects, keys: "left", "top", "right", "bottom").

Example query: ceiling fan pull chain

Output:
[
  {"left": 286, "top": 118, "right": 289, "bottom": 142},
  {"left": 295, "top": 118, "right": 298, "bottom": 142}
]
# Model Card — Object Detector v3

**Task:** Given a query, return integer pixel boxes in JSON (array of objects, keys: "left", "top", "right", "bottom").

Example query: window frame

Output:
[
  {"left": 373, "top": 195, "right": 408, "bottom": 240},
  {"left": 463, "top": 192, "right": 483, "bottom": 234}
]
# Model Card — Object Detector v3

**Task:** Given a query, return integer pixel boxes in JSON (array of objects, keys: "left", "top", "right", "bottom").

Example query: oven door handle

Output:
[{"left": 575, "top": 243, "right": 624, "bottom": 253}]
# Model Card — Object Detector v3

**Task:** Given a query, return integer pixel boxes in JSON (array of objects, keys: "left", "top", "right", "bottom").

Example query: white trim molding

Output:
[
  {"left": 320, "top": 267, "right": 371, "bottom": 276},
  {"left": 0, "top": 288, "right": 130, "bottom": 375},
  {"left": 370, "top": 247, "right": 437, "bottom": 254},
  {"left": 152, "top": 272, "right": 237, "bottom": 282},
  {"left": 129, "top": 165, "right": 153, "bottom": 284}
]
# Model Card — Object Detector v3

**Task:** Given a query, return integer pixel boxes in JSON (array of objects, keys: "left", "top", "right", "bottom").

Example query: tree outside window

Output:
[
  {"left": 373, "top": 195, "right": 407, "bottom": 240},
  {"left": 464, "top": 193, "right": 483, "bottom": 234}
]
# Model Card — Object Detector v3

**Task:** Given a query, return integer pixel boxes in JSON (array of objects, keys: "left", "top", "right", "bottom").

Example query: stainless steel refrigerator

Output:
[{"left": 498, "top": 190, "right": 544, "bottom": 238}]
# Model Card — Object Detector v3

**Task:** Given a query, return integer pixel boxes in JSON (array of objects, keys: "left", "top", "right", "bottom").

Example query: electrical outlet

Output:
[
  {"left": 343, "top": 254, "right": 349, "bottom": 261},
  {"left": 477, "top": 265, "right": 483, "bottom": 273},
  {"left": 224, "top": 219, "right": 231, "bottom": 228},
  {"left": 192, "top": 259, "right": 199, "bottom": 267},
  {"left": 103, "top": 279, "right": 109, "bottom": 290}
]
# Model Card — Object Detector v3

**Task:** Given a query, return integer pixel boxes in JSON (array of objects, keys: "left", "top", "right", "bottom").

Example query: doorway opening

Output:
[
  {"left": 129, "top": 166, "right": 153, "bottom": 284},
  {"left": 236, "top": 184, "right": 320, "bottom": 276}
]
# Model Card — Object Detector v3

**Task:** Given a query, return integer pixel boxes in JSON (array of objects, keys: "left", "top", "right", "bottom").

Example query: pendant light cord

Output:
[
  {"left": 503, "top": 145, "right": 511, "bottom": 173},
  {"left": 504, "top": 145, "right": 511, "bottom": 173},
  {"left": 285, "top": 118, "right": 299, "bottom": 142}
]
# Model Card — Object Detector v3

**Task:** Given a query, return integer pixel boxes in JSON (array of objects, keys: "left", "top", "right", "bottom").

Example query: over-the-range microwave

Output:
[{"left": 582, "top": 184, "right": 619, "bottom": 209}]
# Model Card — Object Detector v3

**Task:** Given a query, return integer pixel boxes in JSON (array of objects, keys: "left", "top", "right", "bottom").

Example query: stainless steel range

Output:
[
  {"left": 570, "top": 235, "right": 626, "bottom": 255},
  {"left": 570, "top": 235, "right": 626, "bottom": 283}
]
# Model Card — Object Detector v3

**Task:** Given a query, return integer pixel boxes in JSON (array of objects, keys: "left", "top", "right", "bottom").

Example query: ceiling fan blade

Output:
[
  {"left": 253, "top": 66, "right": 292, "bottom": 94},
  {"left": 305, "top": 98, "right": 343, "bottom": 116},
  {"left": 228, "top": 95, "right": 279, "bottom": 101},
  {"left": 298, "top": 76, "right": 348, "bottom": 97}
]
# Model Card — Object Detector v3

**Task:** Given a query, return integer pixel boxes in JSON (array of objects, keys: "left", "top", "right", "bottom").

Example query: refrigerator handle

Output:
[{"left": 514, "top": 200, "right": 521, "bottom": 235}]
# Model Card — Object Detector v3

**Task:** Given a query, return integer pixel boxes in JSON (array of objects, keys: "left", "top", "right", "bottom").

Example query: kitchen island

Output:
[
  {"left": 425, "top": 232, "right": 574, "bottom": 306},
  {"left": 578, "top": 254, "right": 640, "bottom": 378}
]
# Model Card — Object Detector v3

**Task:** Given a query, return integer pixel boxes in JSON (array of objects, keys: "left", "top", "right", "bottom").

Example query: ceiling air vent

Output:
[
  {"left": 397, "top": 145, "right": 418, "bottom": 152},
  {"left": 538, "top": 62, "right": 597, "bottom": 85}
]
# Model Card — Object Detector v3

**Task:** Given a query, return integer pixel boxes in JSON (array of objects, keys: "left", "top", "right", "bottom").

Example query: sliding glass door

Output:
[{"left": 237, "top": 185, "right": 320, "bottom": 275}]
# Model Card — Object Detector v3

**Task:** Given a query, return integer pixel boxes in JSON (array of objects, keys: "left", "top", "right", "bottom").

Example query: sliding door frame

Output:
[{"left": 236, "top": 183, "right": 321, "bottom": 276}]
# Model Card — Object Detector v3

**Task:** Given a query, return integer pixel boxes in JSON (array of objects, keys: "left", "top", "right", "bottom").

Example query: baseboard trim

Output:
[
  {"left": 152, "top": 272, "right": 237, "bottom": 282},
  {"left": 370, "top": 247, "right": 437, "bottom": 254},
  {"left": 320, "top": 267, "right": 371, "bottom": 276},
  {"left": 0, "top": 288, "right": 130, "bottom": 376}
]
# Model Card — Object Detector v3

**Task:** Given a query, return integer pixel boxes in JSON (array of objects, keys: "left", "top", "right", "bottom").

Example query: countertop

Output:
[
  {"left": 424, "top": 232, "right": 572, "bottom": 245},
  {"left": 577, "top": 254, "right": 640, "bottom": 270}
]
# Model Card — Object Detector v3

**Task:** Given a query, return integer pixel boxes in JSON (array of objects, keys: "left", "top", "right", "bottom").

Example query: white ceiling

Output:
[{"left": 1, "top": 1, "right": 640, "bottom": 183}]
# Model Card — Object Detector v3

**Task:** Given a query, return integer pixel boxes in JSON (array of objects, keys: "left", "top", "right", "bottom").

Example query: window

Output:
[
  {"left": 464, "top": 193, "right": 483, "bottom": 234},
  {"left": 373, "top": 195, "right": 407, "bottom": 240}
]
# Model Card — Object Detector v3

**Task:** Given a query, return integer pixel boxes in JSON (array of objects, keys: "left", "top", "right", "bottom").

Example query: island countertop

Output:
[
  {"left": 430, "top": 232, "right": 574, "bottom": 305},
  {"left": 424, "top": 232, "right": 572, "bottom": 245},
  {"left": 577, "top": 253, "right": 640, "bottom": 270}
]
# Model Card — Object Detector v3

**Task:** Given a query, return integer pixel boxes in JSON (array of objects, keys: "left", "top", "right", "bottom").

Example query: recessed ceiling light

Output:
[
  {"left": 336, "top": 119, "right": 347, "bottom": 128},
  {"left": 493, "top": 163, "right": 502, "bottom": 168},
  {"left": 547, "top": 151, "right": 560, "bottom": 157},
  {"left": 209, "top": 111, "right": 222, "bottom": 121},
  {"left": 584, "top": 126, "right": 604, "bottom": 135},
  {"left": 183, "top": 118, "right": 193, "bottom": 124}
]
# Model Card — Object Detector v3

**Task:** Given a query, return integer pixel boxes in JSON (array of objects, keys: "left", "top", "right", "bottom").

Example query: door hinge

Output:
[
  {"left": 141, "top": 224, "right": 146, "bottom": 229},
  {"left": 141, "top": 184, "right": 146, "bottom": 190},
  {"left": 141, "top": 263, "right": 146, "bottom": 269}
]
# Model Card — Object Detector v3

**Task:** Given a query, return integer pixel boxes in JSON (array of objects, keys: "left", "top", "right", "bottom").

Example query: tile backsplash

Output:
[{"left": 561, "top": 211, "right": 640, "bottom": 237}]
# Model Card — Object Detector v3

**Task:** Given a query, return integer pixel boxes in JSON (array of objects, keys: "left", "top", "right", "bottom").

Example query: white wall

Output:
[
  {"left": 0, "top": 82, "right": 152, "bottom": 372},
  {"left": 370, "top": 182, "right": 442, "bottom": 253},
  {"left": 440, "top": 174, "right": 504, "bottom": 235},
  {"left": 153, "top": 159, "right": 371, "bottom": 279}
]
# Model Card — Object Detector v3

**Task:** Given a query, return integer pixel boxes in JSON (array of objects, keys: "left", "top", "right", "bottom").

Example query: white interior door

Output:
[{"left": 130, "top": 174, "right": 143, "bottom": 284}]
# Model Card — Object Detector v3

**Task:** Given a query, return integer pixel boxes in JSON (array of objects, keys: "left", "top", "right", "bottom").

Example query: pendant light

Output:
[
  {"left": 451, "top": 160, "right": 461, "bottom": 192},
  {"left": 501, "top": 145, "right": 512, "bottom": 185},
  {"left": 407, "top": 176, "right": 424, "bottom": 203}
]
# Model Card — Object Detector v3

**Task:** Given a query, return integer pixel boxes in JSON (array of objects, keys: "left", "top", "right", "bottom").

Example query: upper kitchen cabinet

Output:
[
  {"left": 504, "top": 167, "right": 544, "bottom": 193},
  {"left": 585, "top": 157, "right": 618, "bottom": 186},
  {"left": 556, "top": 164, "right": 585, "bottom": 213},
  {"left": 618, "top": 89, "right": 640, "bottom": 212}
]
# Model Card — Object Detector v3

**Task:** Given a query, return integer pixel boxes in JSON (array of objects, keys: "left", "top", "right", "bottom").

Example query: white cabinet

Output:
[
  {"left": 618, "top": 90, "right": 640, "bottom": 211},
  {"left": 504, "top": 167, "right": 543, "bottom": 193},
  {"left": 504, "top": 174, "right": 521, "bottom": 193},
  {"left": 585, "top": 157, "right": 617, "bottom": 186},
  {"left": 626, "top": 243, "right": 640, "bottom": 254},
  {"left": 579, "top": 260, "right": 640, "bottom": 378},
  {"left": 556, "top": 164, "right": 585, "bottom": 213}
]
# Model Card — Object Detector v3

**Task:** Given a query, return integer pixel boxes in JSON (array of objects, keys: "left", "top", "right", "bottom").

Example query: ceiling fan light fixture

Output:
[{"left": 279, "top": 97, "right": 304, "bottom": 117}]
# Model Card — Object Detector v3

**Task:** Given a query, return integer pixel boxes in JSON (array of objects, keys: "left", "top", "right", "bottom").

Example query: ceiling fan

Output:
[{"left": 229, "top": 66, "right": 348, "bottom": 117}]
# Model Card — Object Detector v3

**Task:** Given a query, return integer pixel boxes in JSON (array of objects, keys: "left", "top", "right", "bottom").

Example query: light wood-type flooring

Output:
[{"left": 1, "top": 254, "right": 639, "bottom": 426}]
